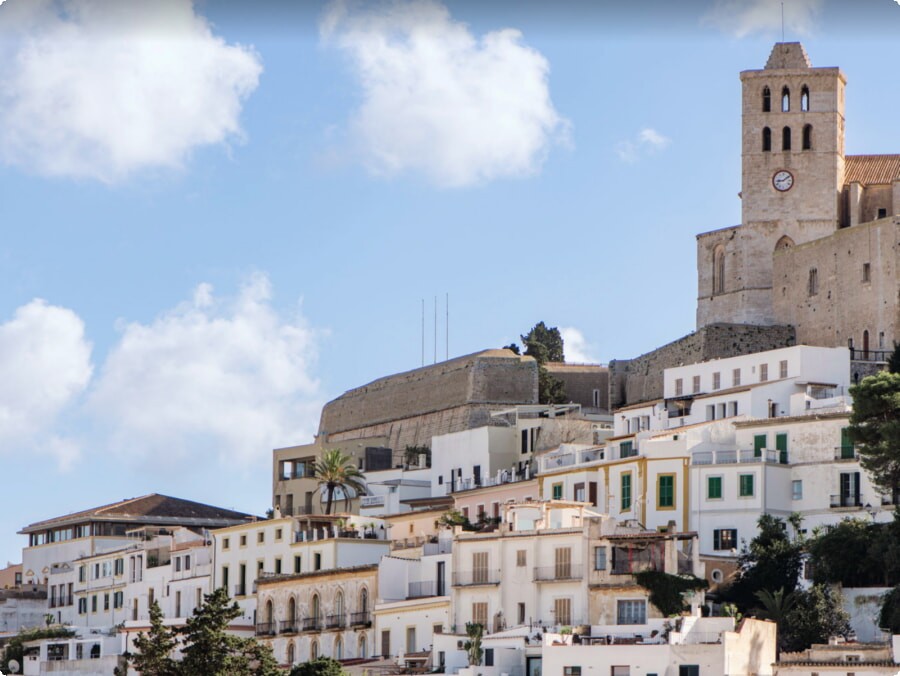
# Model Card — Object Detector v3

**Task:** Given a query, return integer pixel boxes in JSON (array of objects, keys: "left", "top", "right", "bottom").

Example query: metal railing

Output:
[
  {"left": 325, "top": 614, "right": 346, "bottom": 629},
  {"left": 835, "top": 446, "right": 857, "bottom": 461},
  {"left": 233, "top": 584, "right": 247, "bottom": 597},
  {"left": 850, "top": 348, "right": 890, "bottom": 363},
  {"left": 256, "top": 622, "right": 276, "bottom": 637},
  {"left": 452, "top": 570, "right": 501, "bottom": 586},
  {"left": 350, "top": 611, "right": 371, "bottom": 627},
  {"left": 302, "top": 617, "right": 322, "bottom": 632},
  {"left": 533, "top": 565, "right": 583, "bottom": 582},
  {"left": 279, "top": 619, "right": 299, "bottom": 634},
  {"left": 361, "top": 495, "right": 386, "bottom": 508},
  {"left": 408, "top": 580, "right": 446, "bottom": 598},
  {"left": 830, "top": 494, "right": 862, "bottom": 508},
  {"left": 692, "top": 449, "right": 784, "bottom": 465}
]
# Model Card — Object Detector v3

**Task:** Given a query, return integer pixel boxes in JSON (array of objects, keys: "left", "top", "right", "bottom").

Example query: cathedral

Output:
[
  {"left": 696, "top": 42, "right": 899, "bottom": 359},
  {"left": 611, "top": 43, "right": 899, "bottom": 408}
]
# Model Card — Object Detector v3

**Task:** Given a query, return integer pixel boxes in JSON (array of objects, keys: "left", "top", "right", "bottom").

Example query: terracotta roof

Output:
[
  {"left": 845, "top": 154, "right": 900, "bottom": 186},
  {"left": 20, "top": 494, "right": 254, "bottom": 534}
]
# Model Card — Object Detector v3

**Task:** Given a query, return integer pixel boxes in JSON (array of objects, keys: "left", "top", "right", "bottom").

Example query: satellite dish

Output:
[{"left": 8, "top": 657, "right": 21, "bottom": 673}]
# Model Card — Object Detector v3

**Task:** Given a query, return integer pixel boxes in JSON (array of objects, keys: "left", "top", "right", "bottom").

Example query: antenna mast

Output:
[
  {"left": 445, "top": 292, "right": 449, "bottom": 361},
  {"left": 421, "top": 299, "right": 425, "bottom": 367}
]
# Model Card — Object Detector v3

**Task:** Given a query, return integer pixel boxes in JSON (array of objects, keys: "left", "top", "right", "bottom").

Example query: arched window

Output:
[
  {"left": 359, "top": 587, "right": 368, "bottom": 614},
  {"left": 801, "top": 85, "right": 809, "bottom": 111},
  {"left": 762, "top": 86, "right": 771, "bottom": 112},
  {"left": 783, "top": 126, "right": 792, "bottom": 151},
  {"left": 775, "top": 235, "right": 795, "bottom": 251},
  {"left": 803, "top": 124, "right": 812, "bottom": 150},
  {"left": 359, "top": 634, "right": 368, "bottom": 658},
  {"left": 312, "top": 593, "right": 320, "bottom": 622},
  {"left": 712, "top": 245, "right": 726, "bottom": 296},
  {"left": 335, "top": 590, "right": 344, "bottom": 618},
  {"left": 782, "top": 86, "right": 790, "bottom": 112},
  {"left": 335, "top": 636, "right": 344, "bottom": 660},
  {"left": 808, "top": 268, "right": 818, "bottom": 296},
  {"left": 265, "top": 599, "right": 274, "bottom": 625},
  {"left": 762, "top": 127, "right": 772, "bottom": 152},
  {"left": 287, "top": 641, "right": 295, "bottom": 665},
  {"left": 288, "top": 596, "right": 297, "bottom": 628},
  {"left": 311, "top": 640, "right": 319, "bottom": 660}
]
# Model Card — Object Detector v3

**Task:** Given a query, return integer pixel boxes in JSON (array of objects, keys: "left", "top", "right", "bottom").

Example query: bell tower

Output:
[{"left": 697, "top": 43, "right": 847, "bottom": 329}]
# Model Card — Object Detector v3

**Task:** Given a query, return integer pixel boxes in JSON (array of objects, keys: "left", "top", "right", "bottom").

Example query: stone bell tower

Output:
[{"left": 696, "top": 43, "right": 847, "bottom": 329}]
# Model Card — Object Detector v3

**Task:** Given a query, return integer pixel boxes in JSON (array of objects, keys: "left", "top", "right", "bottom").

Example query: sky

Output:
[{"left": 1, "top": 0, "right": 898, "bottom": 566}]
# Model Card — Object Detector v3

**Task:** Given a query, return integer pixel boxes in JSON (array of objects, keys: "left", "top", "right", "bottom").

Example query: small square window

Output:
[
  {"left": 516, "top": 550, "right": 526, "bottom": 567},
  {"left": 739, "top": 474, "right": 755, "bottom": 497},
  {"left": 275, "top": 528, "right": 283, "bottom": 541},
  {"left": 713, "top": 528, "right": 737, "bottom": 550},
  {"left": 222, "top": 538, "right": 230, "bottom": 550},
  {"left": 863, "top": 262, "right": 871, "bottom": 282},
  {"left": 552, "top": 483, "right": 563, "bottom": 500},
  {"left": 240, "top": 535, "right": 247, "bottom": 547},
  {"left": 257, "top": 531, "right": 265, "bottom": 544}
]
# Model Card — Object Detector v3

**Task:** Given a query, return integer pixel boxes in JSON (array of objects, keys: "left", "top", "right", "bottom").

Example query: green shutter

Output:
[
  {"left": 621, "top": 441, "right": 633, "bottom": 458},
  {"left": 658, "top": 475, "right": 674, "bottom": 508},
  {"left": 841, "top": 428, "right": 854, "bottom": 459},
  {"left": 776, "top": 433, "right": 788, "bottom": 464},
  {"left": 740, "top": 474, "right": 755, "bottom": 497},
  {"left": 621, "top": 474, "right": 632, "bottom": 511},
  {"left": 753, "top": 434, "right": 766, "bottom": 457},
  {"left": 708, "top": 476, "right": 722, "bottom": 499}
]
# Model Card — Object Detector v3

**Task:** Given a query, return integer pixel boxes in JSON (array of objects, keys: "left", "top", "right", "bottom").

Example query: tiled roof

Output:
[
  {"left": 20, "top": 494, "right": 254, "bottom": 534},
  {"left": 845, "top": 154, "right": 900, "bottom": 186}
]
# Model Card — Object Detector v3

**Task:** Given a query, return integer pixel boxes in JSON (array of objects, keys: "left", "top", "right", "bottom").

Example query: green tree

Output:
[
  {"left": 290, "top": 657, "right": 346, "bottom": 676},
  {"left": 128, "top": 600, "right": 178, "bottom": 675},
  {"left": 888, "top": 341, "right": 900, "bottom": 374},
  {"left": 781, "top": 585, "right": 850, "bottom": 652},
  {"left": 848, "top": 371, "right": 900, "bottom": 494},
  {"left": 722, "top": 514, "right": 803, "bottom": 613},
  {"left": 880, "top": 584, "right": 900, "bottom": 633},
  {"left": 314, "top": 449, "right": 367, "bottom": 515},
  {"left": 634, "top": 570, "right": 708, "bottom": 616},
  {"left": 754, "top": 588, "right": 798, "bottom": 654},
  {"left": 463, "top": 622, "right": 484, "bottom": 666},
  {"left": 806, "top": 518, "right": 900, "bottom": 587},
  {"left": 521, "top": 321, "right": 565, "bottom": 364},
  {"left": 2, "top": 627, "right": 75, "bottom": 672},
  {"left": 179, "top": 587, "right": 279, "bottom": 676}
]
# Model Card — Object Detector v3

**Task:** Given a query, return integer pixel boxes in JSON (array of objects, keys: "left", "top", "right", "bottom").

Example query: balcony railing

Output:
[
  {"left": 533, "top": 565, "right": 583, "bottom": 582},
  {"left": 692, "top": 449, "right": 785, "bottom": 465},
  {"left": 835, "top": 446, "right": 857, "bottom": 461},
  {"left": 233, "top": 584, "right": 247, "bottom": 597},
  {"left": 408, "top": 580, "right": 444, "bottom": 598},
  {"left": 350, "top": 611, "right": 371, "bottom": 627},
  {"left": 452, "top": 570, "right": 501, "bottom": 587},
  {"left": 302, "top": 617, "right": 322, "bottom": 632},
  {"left": 830, "top": 494, "right": 862, "bottom": 508},
  {"left": 279, "top": 506, "right": 312, "bottom": 516},
  {"left": 850, "top": 348, "right": 890, "bottom": 363},
  {"left": 361, "top": 495, "right": 386, "bottom": 508},
  {"left": 279, "top": 619, "right": 299, "bottom": 634},
  {"left": 256, "top": 622, "right": 277, "bottom": 637},
  {"left": 325, "top": 614, "right": 346, "bottom": 629}
]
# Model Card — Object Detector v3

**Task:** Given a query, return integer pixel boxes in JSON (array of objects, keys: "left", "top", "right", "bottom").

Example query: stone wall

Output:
[
  {"left": 773, "top": 216, "right": 899, "bottom": 354},
  {"left": 609, "top": 323, "right": 796, "bottom": 408},
  {"left": 545, "top": 363, "right": 609, "bottom": 412},
  {"left": 318, "top": 349, "right": 539, "bottom": 450}
]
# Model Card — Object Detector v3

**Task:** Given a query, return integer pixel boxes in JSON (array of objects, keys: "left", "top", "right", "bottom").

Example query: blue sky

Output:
[{"left": 0, "top": 0, "right": 898, "bottom": 566}]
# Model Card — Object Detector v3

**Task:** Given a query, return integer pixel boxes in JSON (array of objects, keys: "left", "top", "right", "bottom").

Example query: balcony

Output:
[
  {"left": 256, "top": 622, "right": 277, "bottom": 637},
  {"left": 692, "top": 449, "right": 785, "bottom": 465},
  {"left": 408, "top": 580, "right": 445, "bottom": 598},
  {"left": 233, "top": 584, "right": 247, "bottom": 597},
  {"left": 830, "top": 494, "right": 862, "bottom": 509},
  {"left": 325, "top": 614, "right": 346, "bottom": 630},
  {"left": 279, "top": 619, "right": 299, "bottom": 634},
  {"left": 452, "top": 570, "right": 501, "bottom": 587},
  {"left": 302, "top": 617, "right": 322, "bottom": 632},
  {"left": 361, "top": 495, "right": 386, "bottom": 508},
  {"left": 835, "top": 446, "right": 857, "bottom": 461},
  {"left": 534, "top": 565, "right": 583, "bottom": 582},
  {"left": 350, "top": 611, "right": 372, "bottom": 627},
  {"left": 850, "top": 347, "right": 890, "bottom": 363}
]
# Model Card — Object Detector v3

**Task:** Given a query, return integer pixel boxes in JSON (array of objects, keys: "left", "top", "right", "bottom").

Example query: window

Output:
[
  {"left": 594, "top": 546, "right": 607, "bottom": 570},
  {"left": 808, "top": 268, "right": 818, "bottom": 296},
  {"left": 712, "top": 372, "right": 721, "bottom": 390},
  {"left": 114, "top": 591, "right": 123, "bottom": 609},
  {"left": 675, "top": 378, "right": 683, "bottom": 396},
  {"left": 564, "top": 668, "right": 582, "bottom": 676},
  {"left": 239, "top": 534, "right": 247, "bottom": 547},
  {"left": 863, "top": 263, "right": 871, "bottom": 282},
  {"left": 293, "top": 556, "right": 301, "bottom": 574},
  {"left": 707, "top": 476, "right": 723, "bottom": 500},
  {"left": 517, "top": 550, "right": 527, "bottom": 567},
  {"left": 104, "top": 593, "right": 109, "bottom": 610},
  {"left": 593, "top": 389, "right": 601, "bottom": 407},
  {"left": 732, "top": 368, "right": 741, "bottom": 387},
  {"left": 779, "top": 360, "right": 788, "bottom": 379},
  {"left": 91, "top": 595, "right": 97, "bottom": 612},
  {"left": 275, "top": 528, "right": 282, "bottom": 541},
  {"left": 79, "top": 565, "right": 86, "bottom": 583},
  {"left": 616, "top": 600, "right": 646, "bottom": 625},
  {"left": 574, "top": 483, "right": 585, "bottom": 502},
  {"left": 657, "top": 474, "right": 675, "bottom": 509},
  {"left": 877, "top": 208, "right": 888, "bottom": 219},
  {"left": 612, "top": 668, "right": 630, "bottom": 676},
  {"left": 714, "top": 529, "right": 737, "bottom": 550},
  {"left": 692, "top": 375, "right": 701, "bottom": 394},
  {"left": 776, "top": 433, "right": 788, "bottom": 464},
  {"left": 792, "top": 480, "right": 803, "bottom": 500},
  {"left": 518, "top": 603, "right": 526, "bottom": 624},
  {"left": 620, "top": 441, "right": 635, "bottom": 458},
  {"left": 552, "top": 483, "right": 563, "bottom": 500},
  {"left": 679, "top": 666, "right": 700, "bottom": 676},
  {"left": 484, "top": 649, "right": 494, "bottom": 667},
  {"left": 313, "top": 553, "right": 322, "bottom": 571},
  {"left": 406, "top": 626, "right": 416, "bottom": 653},
  {"left": 472, "top": 602, "right": 488, "bottom": 626},
  {"left": 762, "top": 126, "right": 772, "bottom": 152},
  {"left": 754, "top": 434, "right": 766, "bottom": 457},
  {"left": 729, "top": 401, "right": 738, "bottom": 416},
  {"left": 275, "top": 558, "right": 282, "bottom": 574},
  {"left": 222, "top": 537, "right": 230, "bottom": 550},
  {"left": 782, "top": 86, "right": 790, "bottom": 112},
  {"left": 554, "top": 597, "right": 572, "bottom": 626},
  {"left": 257, "top": 531, "right": 265, "bottom": 544},
  {"left": 114, "top": 559, "right": 124, "bottom": 576},
  {"left": 762, "top": 85, "right": 771, "bottom": 111},
  {"left": 713, "top": 244, "right": 726, "bottom": 295},
  {"left": 800, "top": 85, "right": 809, "bottom": 111},
  {"left": 739, "top": 474, "right": 755, "bottom": 497},
  {"left": 621, "top": 473, "right": 632, "bottom": 511},
  {"left": 759, "top": 363, "right": 768, "bottom": 382},
  {"left": 175, "top": 557, "right": 181, "bottom": 572},
  {"left": 803, "top": 123, "right": 812, "bottom": 150},
  {"left": 782, "top": 126, "right": 791, "bottom": 151},
  {"left": 473, "top": 552, "right": 489, "bottom": 584},
  {"left": 78, "top": 597, "right": 87, "bottom": 614},
  {"left": 555, "top": 547, "right": 573, "bottom": 578}
]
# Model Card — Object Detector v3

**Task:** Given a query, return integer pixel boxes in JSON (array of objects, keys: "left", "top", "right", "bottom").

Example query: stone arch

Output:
[
  {"left": 288, "top": 595, "right": 297, "bottom": 625},
  {"left": 264, "top": 598, "right": 274, "bottom": 625},
  {"left": 782, "top": 126, "right": 792, "bottom": 151},
  {"left": 311, "top": 639, "right": 319, "bottom": 660},
  {"left": 287, "top": 640, "right": 295, "bottom": 665},
  {"left": 803, "top": 124, "right": 812, "bottom": 150},
  {"left": 801, "top": 85, "right": 809, "bottom": 111},
  {"left": 712, "top": 244, "right": 726, "bottom": 296},
  {"left": 335, "top": 635, "right": 344, "bottom": 660},
  {"left": 762, "top": 86, "right": 771, "bottom": 112},
  {"left": 782, "top": 86, "right": 790, "bottom": 112},
  {"left": 359, "top": 586, "right": 369, "bottom": 614},
  {"left": 335, "top": 589, "right": 345, "bottom": 618},
  {"left": 762, "top": 127, "right": 771, "bottom": 152},
  {"left": 358, "top": 633, "right": 368, "bottom": 658},
  {"left": 775, "top": 235, "right": 795, "bottom": 251}
]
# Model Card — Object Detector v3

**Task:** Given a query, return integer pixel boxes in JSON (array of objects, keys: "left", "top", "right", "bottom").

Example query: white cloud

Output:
[
  {"left": 321, "top": 0, "right": 568, "bottom": 187},
  {"left": 89, "top": 274, "right": 323, "bottom": 470},
  {"left": 0, "top": 0, "right": 262, "bottom": 182},
  {"left": 705, "top": 0, "right": 823, "bottom": 38},
  {"left": 615, "top": 127, "right": 670, "bottom": 163},
  {"left": 560, "top": 327, "right": 599, "bottom": 364},
  {"left": 0, "top": 299, "right": 93, "bottom": 468}
]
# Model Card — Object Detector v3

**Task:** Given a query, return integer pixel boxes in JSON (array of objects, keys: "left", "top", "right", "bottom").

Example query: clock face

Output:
[{"left": 773, "top": 170, "right": 794, "bottom": 192}]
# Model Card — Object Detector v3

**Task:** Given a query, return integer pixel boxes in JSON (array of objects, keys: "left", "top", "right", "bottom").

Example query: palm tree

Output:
[
  {"left": 754, "top": 587, "right": 798, "bottom": 655},
  {"left": 314, "top": 449, "right": 367, "bottom": 515}
]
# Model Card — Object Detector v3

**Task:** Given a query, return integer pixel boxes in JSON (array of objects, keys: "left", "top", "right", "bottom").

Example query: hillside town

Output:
[{"left": 3, "top": 41, "right": 900, "bottom": 676}]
